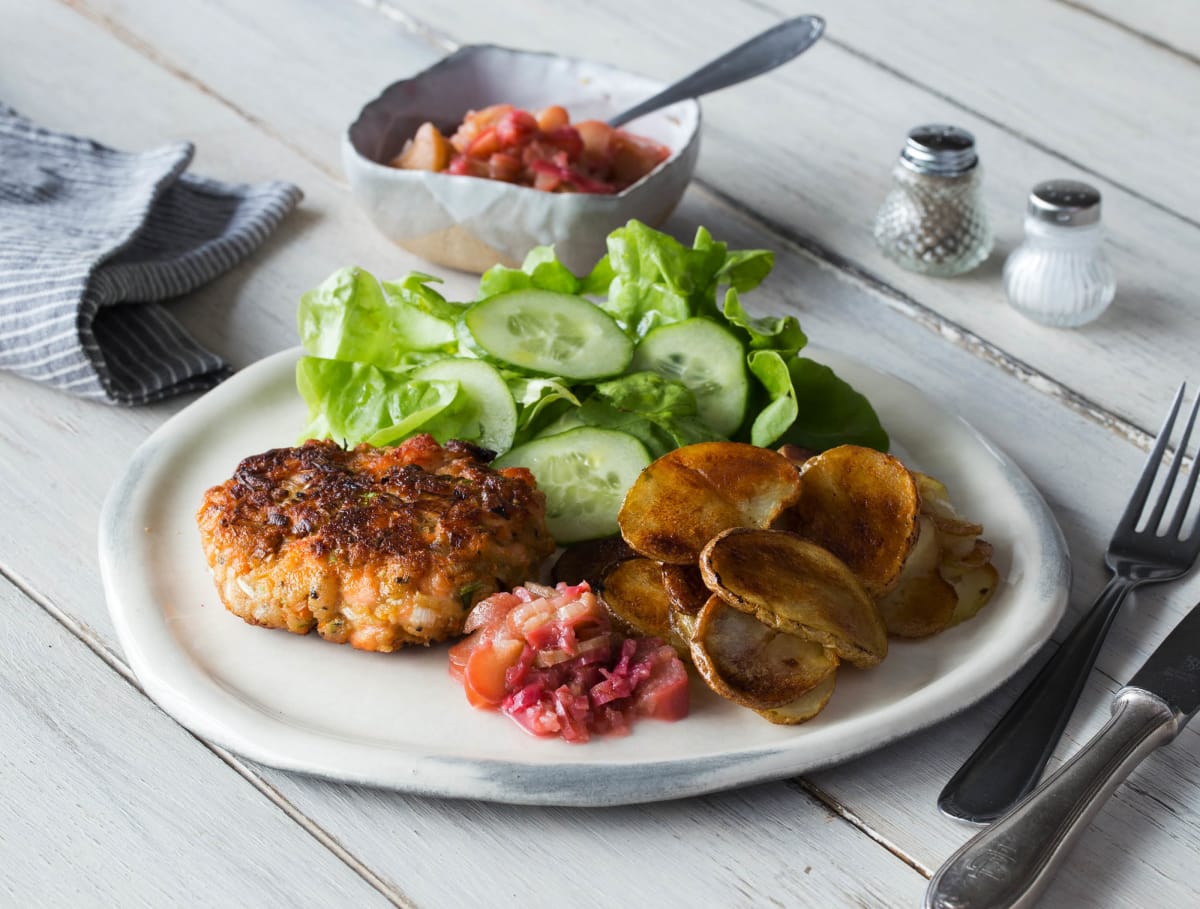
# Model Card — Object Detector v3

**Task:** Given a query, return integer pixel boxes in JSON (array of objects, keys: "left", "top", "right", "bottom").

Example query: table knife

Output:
[{"left": 925, "top": 600, "right": 1200, "bottom": 909}]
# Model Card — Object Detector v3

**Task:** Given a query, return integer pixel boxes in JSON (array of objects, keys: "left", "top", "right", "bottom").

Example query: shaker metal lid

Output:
[
  {"left": 900, "top": 124, "right": 978, "bottom": 176},
  {"left": 1028, "top": 179, "right": 1102, "bottom": 226}
]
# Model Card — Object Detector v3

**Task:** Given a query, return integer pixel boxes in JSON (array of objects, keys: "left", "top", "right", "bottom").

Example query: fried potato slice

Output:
[
  {"left": 877, "top": 574, "right": 958, "bottom": 638},
  {"left": 786, "top": 445, "right": 921, "bottom": 598},
  {"left": 939, "top": 529, "right": 985, "bottom": 562},
  {"left": 670, "top": 606, "right": 699, "bottom": 645},
  {"left": 876, "top": 515, "right": 957, "bottom": 638},
  {"left": 944, "top": 561, "right": 1000, "bottom": 627},
  {"left": 661, "top": 563, "right": 710, "bottom": 616},
  {"left": 597, "top": 557, "right": 674, "bottom": 640},
  {"left": 755, "top": 672, "right": 837, "bottom": 725},
  {"left": 913, "top": 471, "right": 951, "bottom": 516},
  {"left": 552, "top": 536, "right": 637, "bottom": 587},
  {"left": 947, "top": 537, "right": 994, "bottom": 569},
  {"left": 700, "top": 528, "right": 888, "bottom": 668},
  {"left": 914, "top": 471, "right": 984, "bottom": 540},
  {"left": 618, "top": 442, "right": 802, "bottom": 564},
  {"left": 914, "top": 471, "right": 999, "bottom": 627},
  {"left": 689, "top": 595, "right": 838, "bottom": 710}
]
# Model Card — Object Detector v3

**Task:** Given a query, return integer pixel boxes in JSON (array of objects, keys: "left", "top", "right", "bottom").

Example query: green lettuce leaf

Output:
[
  {"left": 722, "top": 288, "right": 807, "bottom": 354},
  {"left": 479, "top": 246, "right": 580, "bottom": 297},
  {"left": 746, "top": 350, "right": 798, "bottom": 447},
  {"left": 781, "top": 357, "right": 889, "bottom": 452},
  {"left": 296, "top": 357, "right": 461, "bottom": 446},
  {"left": 586, "top": 372, "right": 721, "bottom": 457},
  {"left": 717, "top": 248, "right": 775, "bottom": 292},
  {"left": 593, "top": 370, "right": 697, "bottom": 418},
  {"left": 600, "top": 222, "right": 779, "bottom": 342},
  {"left": 574, "top": 400, "right": 674, "bottom": 458},
  {"left": 298, "top": 267, "right": 457, "bottom": 370},
  {"left": 601, "top": 222, "right": 727, "bottom": 336},
  {"left": 506, "top": 374, "right": 582, "bottom": 444},
  {"left": 580, "top": 254, "right": 615, "bottom": 296}
]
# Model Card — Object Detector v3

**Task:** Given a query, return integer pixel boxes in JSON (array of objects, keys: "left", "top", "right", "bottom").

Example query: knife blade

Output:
[
  {"left": 1123, "top": 604, "right": 1200, "bottom": 723},
  {"left": 926, "top": 601, "right": 1200, "bottom": 909}
]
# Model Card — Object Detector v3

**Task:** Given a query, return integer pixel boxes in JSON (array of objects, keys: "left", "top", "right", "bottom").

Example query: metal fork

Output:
[{"left": 939, "top": 382, "right": 1200, "bottom": 824}]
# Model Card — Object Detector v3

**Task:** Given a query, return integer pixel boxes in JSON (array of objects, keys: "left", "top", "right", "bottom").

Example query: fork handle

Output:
[
  {"left": 926, "top": 688, "right": 1177, "bottom": 909},
  {"left": 938, "top": 574, "right": 1136, "bottom": 823}
]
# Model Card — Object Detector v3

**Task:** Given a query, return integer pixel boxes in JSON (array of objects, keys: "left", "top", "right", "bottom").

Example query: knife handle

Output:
[{"left": 925, "top": 689, "right": 1178, "bottom": 909}]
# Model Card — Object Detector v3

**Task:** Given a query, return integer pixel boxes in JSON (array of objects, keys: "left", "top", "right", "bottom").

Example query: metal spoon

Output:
[{"left": 607, "top": 15, "right": 826, "bottom": 128}]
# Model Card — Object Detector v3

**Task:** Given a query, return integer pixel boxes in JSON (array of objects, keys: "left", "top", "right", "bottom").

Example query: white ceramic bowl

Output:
[{"left": 343, "top": 45, "right": 701, "bottom": 275}]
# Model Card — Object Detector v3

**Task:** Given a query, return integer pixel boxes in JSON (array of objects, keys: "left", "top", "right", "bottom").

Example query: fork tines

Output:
[{"left": 1122, "top": 382, "right": 1200, "bottom": 540}]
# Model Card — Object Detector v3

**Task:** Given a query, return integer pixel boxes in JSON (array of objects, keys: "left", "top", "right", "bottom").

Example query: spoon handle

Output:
[{"left": 607, "top": 15, "right": 825, "bottom": 128}]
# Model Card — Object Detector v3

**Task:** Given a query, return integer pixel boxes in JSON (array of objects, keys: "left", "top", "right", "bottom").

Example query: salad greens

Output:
[{"left": 295, "top": 219, "right": 888, "bottom": 538}]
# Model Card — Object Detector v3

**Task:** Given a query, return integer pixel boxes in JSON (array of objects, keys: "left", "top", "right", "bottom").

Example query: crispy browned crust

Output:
[
  {"left": 783, "top": 446, "right": 920, "bottom": 599},
  {"left": 196, "top": 435, "right": 554, "bottom": 651},
  {"left": 660, "top": 563, "right": 709, "bottom": 617}
]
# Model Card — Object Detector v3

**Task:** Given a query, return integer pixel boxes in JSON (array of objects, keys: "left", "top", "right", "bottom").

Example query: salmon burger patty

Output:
[{"left": 196, "top": 435, "right": 555, "bottom": 651}]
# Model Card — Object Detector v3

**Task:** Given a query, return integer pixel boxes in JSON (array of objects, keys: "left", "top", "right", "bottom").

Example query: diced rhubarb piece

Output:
[
  {"left": 496, "top": 109, "right": 538, "bottom": 147},
  {"left": 528, "top": 158, "right": 613, "bottom": 195},
  {"left": 466, "top": 126, "right": 501, "bottom": 159},
  {"left": 463, "top": 638, "right": 525, "bottom": 708},
  {"left": 446, "top": 154, "right": 488, "bottom": 178},
  {"left": 632, "top": 641, "right": 691, "bottom": 721},
  {"left": 488, "top": 152, "right": 522, "bottom": 182},
  {"left": 610, "top": 131, "right": 671, "bottom": 188},
  {"left": 463, "top": 591, "right": 521, "bottom": 633},
  {"left": 447, "top": 632, "right": 475, "bottom": 681},
  {"left": 449, "top": 103, "right": 514, "bottom": 153},
  {"left": 544, "top": 126, "right": 584, "bottom": 161},
  {"left": 532, "top": 167, "right": 561, "bottom": 192}
]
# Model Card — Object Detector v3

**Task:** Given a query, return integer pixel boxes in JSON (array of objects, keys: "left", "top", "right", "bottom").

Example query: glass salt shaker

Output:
[
  {"left": 874, "top": 124, "right": 993, "bottom": 276},
  {"left": 1003, "top": 180, "right": 1115, "bottom": 327}
]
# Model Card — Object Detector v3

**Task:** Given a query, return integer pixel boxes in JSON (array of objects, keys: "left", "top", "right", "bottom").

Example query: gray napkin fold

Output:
[{"left": 0, "top": 103, "right": 302, "bottom": 404}]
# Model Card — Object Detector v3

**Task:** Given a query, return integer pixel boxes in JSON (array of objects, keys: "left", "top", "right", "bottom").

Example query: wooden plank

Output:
[
  {"left": 58, "top": 0, "right": 449, "bottom": 183},
  {"left": 5, "top": 0, "right": 1199, "bottom": 905},
  {"left": 1068, "top": 0, "right": 1200, "bottom": 62},
  {"left": 256, "top": 768, "right": 929, "bottom": 909},
  {"left": 802, "top": 0, "right": 1200, "bottom": 219},
  {"left": 79, "top": 0, "right": 1200, "bottom": 445},
  {"left": 0, "top": 577, "right": 389, "bottom": 908}
]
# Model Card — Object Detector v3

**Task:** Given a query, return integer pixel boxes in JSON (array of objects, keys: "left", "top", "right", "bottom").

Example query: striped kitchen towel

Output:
[{"left": 0, "top": 103, "right": 302, "bottom": 404}]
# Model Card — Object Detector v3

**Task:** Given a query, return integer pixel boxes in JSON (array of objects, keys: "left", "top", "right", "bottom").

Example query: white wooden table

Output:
[{"left": 4, "top": 1, "right": 1199, "bottom": 906}]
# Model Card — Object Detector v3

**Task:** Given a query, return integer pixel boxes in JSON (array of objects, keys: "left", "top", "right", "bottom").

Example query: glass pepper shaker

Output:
[
  {"left": 874, "top": 124, "right": 993, "bottom": 276},
  {"left": 1003, "top": 180, "right": 1115, "bottom": 327}
]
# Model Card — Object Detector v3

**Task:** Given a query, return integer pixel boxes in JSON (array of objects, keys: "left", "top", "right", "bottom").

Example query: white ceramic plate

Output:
[{"left": 100, "top": 347, "right": 1069, "bottom": 806}]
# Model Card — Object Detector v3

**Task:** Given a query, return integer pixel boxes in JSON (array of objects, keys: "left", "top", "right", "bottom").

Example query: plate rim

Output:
[{"left": 99, "top": 346, "right": 1070, "bottom": 805}]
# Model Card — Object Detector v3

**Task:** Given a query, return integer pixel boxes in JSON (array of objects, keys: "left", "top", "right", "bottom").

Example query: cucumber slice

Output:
[
  {"left": 464, "top": 289, "right": 633, "bottom": 381},
  {"left": 494, "top": 427, "right": 650, "bottom": 543},
  {"left": 630, "top": 318, "right": 749, "bottom": 437},
  {"left": 411, "top": 358, "right": 516, "bottom": 453}
]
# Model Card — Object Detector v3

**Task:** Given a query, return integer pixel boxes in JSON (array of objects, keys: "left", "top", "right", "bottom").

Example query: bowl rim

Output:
[{"left": 344, "top": 43, "right": 702, "bottom": 201}]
